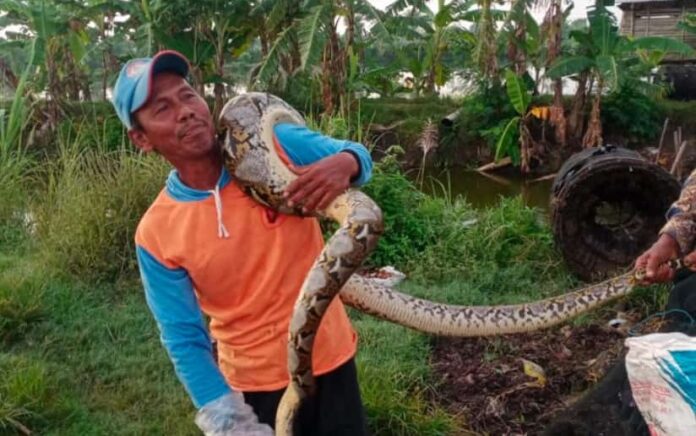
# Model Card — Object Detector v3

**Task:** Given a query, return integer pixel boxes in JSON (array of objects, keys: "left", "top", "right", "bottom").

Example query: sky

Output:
[
  {"left": 0, "top": 1, "right": 623, "bottom": 39},
  {"left": 367, "top": 0, "right": 623, "bottom": 23}
]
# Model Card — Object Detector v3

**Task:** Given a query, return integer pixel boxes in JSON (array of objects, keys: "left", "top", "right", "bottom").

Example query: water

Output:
[{"left": 414, "top": 167, "right": 553, "bottom": 213}]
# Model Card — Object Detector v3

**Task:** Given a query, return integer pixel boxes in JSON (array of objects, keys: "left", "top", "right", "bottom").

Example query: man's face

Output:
[{"left": 128, "top": 72, "right": 216, "bottom": 162}]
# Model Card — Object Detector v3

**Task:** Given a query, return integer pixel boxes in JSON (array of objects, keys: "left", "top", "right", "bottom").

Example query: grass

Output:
[
  {"left": 0, "top": 247, "right": 457, "bottom": 435},
  {"left": 0, "top": 254, "right": 196, "bottom": 435},
  {"left": 1, "top": 193, "right": 672, "bottom": 435},
  {"left": 0, "top": 107, "right": 672, "bottom": 434}
]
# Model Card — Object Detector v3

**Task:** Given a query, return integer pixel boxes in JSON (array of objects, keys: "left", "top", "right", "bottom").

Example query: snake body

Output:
[{"left": 219, "top": 93, "right": 644, "bottom": 435}]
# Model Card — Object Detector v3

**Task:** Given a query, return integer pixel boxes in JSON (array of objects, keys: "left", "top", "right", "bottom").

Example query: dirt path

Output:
[{"left": 431, "top": 323, "right": 633, "bottom": 435}]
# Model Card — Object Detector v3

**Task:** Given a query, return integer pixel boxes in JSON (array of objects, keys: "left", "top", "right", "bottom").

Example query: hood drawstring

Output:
[{"left": 209, "top": 184, "right": 230, "bottom": 239}]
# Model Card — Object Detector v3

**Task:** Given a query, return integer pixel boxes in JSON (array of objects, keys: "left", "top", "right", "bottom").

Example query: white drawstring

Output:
[{"left": 208, "top": 185, "right": 230, "bottom": 239}]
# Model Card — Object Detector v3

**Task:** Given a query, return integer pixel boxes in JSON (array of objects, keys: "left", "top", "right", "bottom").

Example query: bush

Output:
[
  {"left": 453, "top": 83, "right": 513, "bottom": 149},
  {"left": 361, "top": 162, "right": 438, "bottom": 269},
  {"left": 602, "top": 86, "right": 664, "bottom": 146},
  {"left": 33, "top": 142, "right": 169, "bottom": 283},
  {"left": 408, "top": 197, "right": 568, "bottom": 288},
  {"left": 0, "top": 155, "right": 30, "bottom": 248}
]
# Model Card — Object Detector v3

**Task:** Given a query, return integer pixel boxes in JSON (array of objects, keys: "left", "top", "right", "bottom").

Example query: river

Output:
[{"left": 415, "top": 167, "right": 554, "bottom": 213}]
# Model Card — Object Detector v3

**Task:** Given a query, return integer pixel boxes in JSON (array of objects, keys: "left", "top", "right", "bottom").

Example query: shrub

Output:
[
  {"left": 407, "top": 197, "right": 568, "bottom": 288},
  {"left": 0, "top": 155, "right": 30, "bottom": 248},
  {"left": 602, "top": 86, "right": 664, "bottom": 146},
  {"left": 453, "top": 83, "right": 513, "bottom": 149},
  {"left": 362, "top": 162, "right": 437, "bottom": 269}
]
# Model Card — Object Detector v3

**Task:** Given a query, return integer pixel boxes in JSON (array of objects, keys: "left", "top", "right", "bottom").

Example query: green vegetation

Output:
[
  {"left": 3, "top": 0, "right": 694, "bottom": 176},
  {"left": 602, "top": 86, "right": 664, "bottom": 146},
  {"left": 5, "top": 120, "right": 669, "bottom": 433},
  {"left": 1, "top": 0, "right": 686, "bottom": 434}
]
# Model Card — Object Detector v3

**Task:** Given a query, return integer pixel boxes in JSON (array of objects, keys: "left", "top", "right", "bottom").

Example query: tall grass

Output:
[
  {"left": 32, "top": 125, "right": 169, "bottom": 282},
  {"left": 0, "top": 40, "right": 39, "bottom": 247}
]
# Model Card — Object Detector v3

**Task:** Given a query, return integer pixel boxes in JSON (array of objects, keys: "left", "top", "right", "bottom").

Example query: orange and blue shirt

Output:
[{"left": 135, "top": 123, "right": 372, "bottom": 408}]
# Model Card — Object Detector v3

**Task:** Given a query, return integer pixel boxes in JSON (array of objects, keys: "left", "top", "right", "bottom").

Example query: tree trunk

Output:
[
  {"left": 0, "top": 58, "right": 19, "bottom": 89},
  {"left": 582, "top": 76, "right": 603, "bottom": 148},
  {"left": 568, "top": 72, "right": 588, "bottom": 140},
  {"left": 476, "top": 0, "right": 498, "bottom": 80},
  {"left": 507, "top": 17, "right": 526, "bottom": 76},
  {"left": 321, "top": 45, "right": 334, "bottom": 115},
  {"left": 545, "top": 0, "right": 565, "bottom": 146},
  {"left": 213, "top": 54, "right": 226, "bottom": 122},
  {"left": 260, "top": 28, "right": 269, "bottom": 57},
  {"left": 322, "top": 21, "right": 343, "bottom": 116},
  {"left": 551, "top": 79, "right": 566, "bottom": 146},
  {"left": 81, "top": 68, "right": 92, "bottom": 102}
]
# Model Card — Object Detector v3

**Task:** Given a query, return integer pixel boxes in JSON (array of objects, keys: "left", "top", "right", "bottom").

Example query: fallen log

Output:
[{"left": 477, "top": 157, "right": 512, "bottom": 172}]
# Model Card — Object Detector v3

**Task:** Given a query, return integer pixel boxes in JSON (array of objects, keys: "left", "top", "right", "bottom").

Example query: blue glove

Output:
[{"left": 195, "top": 392, "right": 274, "bottom": 436}]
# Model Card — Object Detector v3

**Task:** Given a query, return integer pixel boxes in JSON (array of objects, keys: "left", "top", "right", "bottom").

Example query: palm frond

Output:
[
  {"left": 354, "top": 0, "right": 391, "bottom": 41},
  {"left": 250, "top": 24, "right": 295, "bottom": 90},
  {"left": 267, "top": 0, "right": 289, "bottom": 31},
  {"left": 298, "top": 4, "right": 329, "bottom": 71}
]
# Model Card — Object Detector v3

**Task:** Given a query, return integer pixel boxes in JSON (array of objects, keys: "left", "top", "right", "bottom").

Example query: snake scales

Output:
[{"left": 219, "top": 93, "right": 647, "bottom": 435}]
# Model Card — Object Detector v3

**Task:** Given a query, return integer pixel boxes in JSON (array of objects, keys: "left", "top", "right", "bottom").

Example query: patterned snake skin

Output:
[{"left": 218, "top": 93, "right": 649, "bottom": 436}]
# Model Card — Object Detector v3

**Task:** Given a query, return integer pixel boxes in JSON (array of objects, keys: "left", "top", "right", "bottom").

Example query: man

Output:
[
  {"left": 111, "top": 50, "right": 372, "bottom": 435},
  {"left": 636, "top": 172, "right": 695, "bottom": 268},
  {"left": 635, "top": 171, "right": 696, "bottom": 316},
  {"left": 544, "top": 171, "right": 696, "bottom": 436}
]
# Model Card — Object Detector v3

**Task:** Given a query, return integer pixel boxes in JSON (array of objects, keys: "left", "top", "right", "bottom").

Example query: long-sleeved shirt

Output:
[
  {"left": 135, "top": 123, "right": 372, "bottom": 408},
  {"left": 661, "top": 169, "right": 696, "bottom": 255}
]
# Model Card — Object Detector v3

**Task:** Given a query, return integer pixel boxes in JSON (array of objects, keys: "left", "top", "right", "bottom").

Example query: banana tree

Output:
[
  {"left": 473, "top": 0, "right": 498, "bottom": 80},
  {"left": 541, "top": 0, "right": 567, "bottom": 146},
  {"left": 0, "top": 0, "right": 92, "bottom": 129},
  {"left": 132, "top": 0, "right": 256, "bottom": 119},
  {"left": 495, "top": 69, "right": 534, "bottom": 173},
  {"left": 384, "top": 0, "right": 476, "bottom": 95},
  {"left": 252, "top": 0, "right": 389, "bottom": 115},
  {"left": 678, "top": 13, "right": 696, "bottom": 34},
  {"left": 547, "top": 4, "right": 694, "bottom": 148}
]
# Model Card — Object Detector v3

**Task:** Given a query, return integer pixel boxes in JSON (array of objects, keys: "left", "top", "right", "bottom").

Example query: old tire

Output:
[{"left": 550, "top": 146, "right": 681, "bottom": 281}]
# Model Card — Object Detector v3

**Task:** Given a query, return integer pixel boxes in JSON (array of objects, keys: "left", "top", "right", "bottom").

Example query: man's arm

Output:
[
  {"left": 136, "top": 245, "right": 231, "bottom": 407},
  {"left": 273, "top": 123, "right": 373, "bottom": 186},
  {"left": 636, "top": 169, "right": 696, "bottom": 282},
  {"left": 137, "top": 246, "right": 273, "bottom": 435},
  {"left": 273, "top": 123, "right": 373, "bottom": 212},
  {"left": 660, "top": 169, "right": 696, "bottom": 256}
]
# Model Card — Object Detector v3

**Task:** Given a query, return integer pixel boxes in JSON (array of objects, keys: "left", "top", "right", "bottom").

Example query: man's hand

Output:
[
  {"left": 634, "top": 233, "right": 680, "bottom": 284},
  {"left": 284, "top": 152, "right": 359, "bottom": 213}
]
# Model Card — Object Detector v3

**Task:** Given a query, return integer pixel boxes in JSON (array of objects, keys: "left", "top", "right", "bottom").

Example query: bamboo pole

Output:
[
  {"left": 527, "top": 173, "right": 557, "bottom": 184},
  {"left": 655, "top": 118, "right": 669, "bottom": 163},
  {"left": 671, "top": 140, "right": 688, "bottom": 176}
]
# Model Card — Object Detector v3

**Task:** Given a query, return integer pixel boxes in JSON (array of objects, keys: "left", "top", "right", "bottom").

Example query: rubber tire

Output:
[{"left": 550, "top": 146, "right": 681, "bottom": 281}]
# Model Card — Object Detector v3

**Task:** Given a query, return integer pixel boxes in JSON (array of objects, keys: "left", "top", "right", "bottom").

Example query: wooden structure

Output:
[{"left": 619, "top": 0, "right": 696, "bottom": 62}]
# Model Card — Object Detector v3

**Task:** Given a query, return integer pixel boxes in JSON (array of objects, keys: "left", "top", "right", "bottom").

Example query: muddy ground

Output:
[{"left": 430, "top": 317, "right": 664, "bottom": 435}]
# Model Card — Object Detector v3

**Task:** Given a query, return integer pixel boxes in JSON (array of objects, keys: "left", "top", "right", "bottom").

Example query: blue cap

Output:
[{"left": 112, "top": 50, "right": 190, "bottom": 129}]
